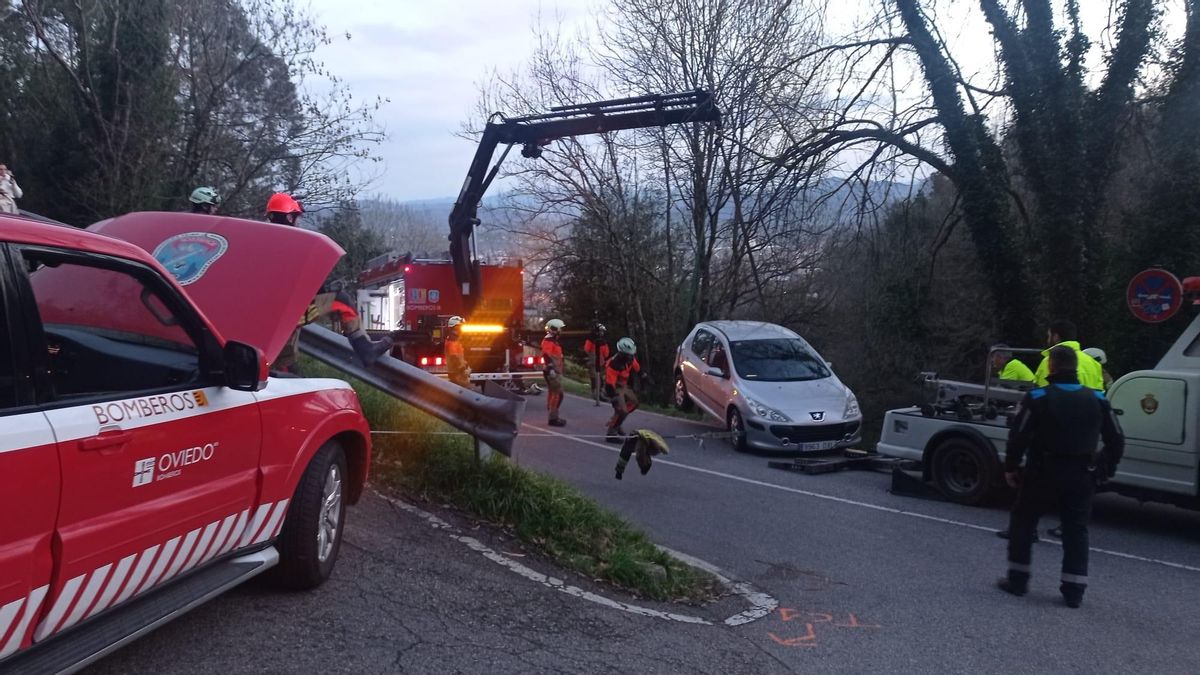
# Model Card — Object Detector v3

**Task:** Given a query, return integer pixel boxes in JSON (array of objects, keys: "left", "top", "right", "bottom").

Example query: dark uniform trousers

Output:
[{"left": 1007, "top": 456, "right": 1094, "bottom": 598}]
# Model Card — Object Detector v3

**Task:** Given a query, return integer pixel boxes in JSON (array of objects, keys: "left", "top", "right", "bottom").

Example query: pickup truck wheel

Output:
[
  {"left": 674, "top": 374, "right": 694, "bottom": 411},
  {"left": 931, "top": 438, "right": 995, "bottom": 506},
  {"left": 267, "top": 441, "right": 347, "bottom": 590}
]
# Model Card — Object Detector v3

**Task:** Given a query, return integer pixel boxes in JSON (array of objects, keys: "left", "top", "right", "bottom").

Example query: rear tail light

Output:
[
  {"left": 435, "top": 357, "right": 444, "bottom": 366},
  {"left": 524, "top": 356, "right": 535, "bottom": 366},
  {"left": 419, "top": 357, "right": 429, "bottom": 366}
]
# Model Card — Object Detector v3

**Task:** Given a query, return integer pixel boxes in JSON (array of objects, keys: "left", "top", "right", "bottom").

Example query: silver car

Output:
[{"left": 673, "top": 321, "right": 862, "bottom": 452}]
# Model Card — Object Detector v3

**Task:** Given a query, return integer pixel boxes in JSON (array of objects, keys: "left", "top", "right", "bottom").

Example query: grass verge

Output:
[{"left": 301, "top": 356, "right": 719, "bottom": 603}]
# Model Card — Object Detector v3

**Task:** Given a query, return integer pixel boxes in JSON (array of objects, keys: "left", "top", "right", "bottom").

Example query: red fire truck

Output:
[{"left": 356, "top": 255, "right": 544, "bottom": 382}]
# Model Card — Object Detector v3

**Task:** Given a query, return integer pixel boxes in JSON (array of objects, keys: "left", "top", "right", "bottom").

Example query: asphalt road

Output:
[{"left": 87, "top": 392, "right": 1200, "bottom": 673}]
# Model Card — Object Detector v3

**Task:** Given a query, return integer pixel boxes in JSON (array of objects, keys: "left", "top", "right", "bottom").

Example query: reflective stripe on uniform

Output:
[{"left": 1061, "top": 573, "right": 1088, "bottom": 584}]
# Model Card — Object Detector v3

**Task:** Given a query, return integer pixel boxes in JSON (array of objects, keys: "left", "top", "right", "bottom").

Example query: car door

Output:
[
  {"left": 682, "top": 329, "right": 715, "bottom": 413},
  {"left": 701, "top": 335, "right": 734, "bottom": 414},
  {"left": 12, "top": 245, "right": 264, "bottom": 644},
  {"left": 0, "top": 246, "right": 58, "bottom": 660}
]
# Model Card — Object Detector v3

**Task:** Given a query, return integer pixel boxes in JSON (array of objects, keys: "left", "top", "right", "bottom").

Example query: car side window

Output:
[
  {"left": 0, "top": 287, "right": 14, "bottom": 410},
  {"left": 22, "top": 250, "right": 202, "bottom": 400},
  {"left": 709, "top": 342, "right": 729, "bottom": 371},
  {"left": 691, "top": 330, "right": 714, "bottom": 360}
]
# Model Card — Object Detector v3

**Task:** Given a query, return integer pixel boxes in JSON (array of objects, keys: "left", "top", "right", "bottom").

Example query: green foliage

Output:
[{"left": 318, "top": 201, "right": 386, "bottom": 289}]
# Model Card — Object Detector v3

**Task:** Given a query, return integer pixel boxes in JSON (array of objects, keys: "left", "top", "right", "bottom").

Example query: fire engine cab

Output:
[{"left": 0, "top": 212, "right": 371, "bottom": 672}]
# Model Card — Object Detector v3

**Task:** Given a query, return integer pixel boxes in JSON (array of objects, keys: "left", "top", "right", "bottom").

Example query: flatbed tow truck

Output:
[{"left": 875, "top": 271, "right": 1200, "bottom": 508}]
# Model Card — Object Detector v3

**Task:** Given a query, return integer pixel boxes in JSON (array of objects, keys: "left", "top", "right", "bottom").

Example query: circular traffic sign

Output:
[{"left": 1127, "top": 268, "right": 1183, "bottom": 323}]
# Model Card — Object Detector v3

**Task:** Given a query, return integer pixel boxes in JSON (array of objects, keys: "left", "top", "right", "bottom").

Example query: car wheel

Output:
[
  {"left": 266, "top": 440, "right": 348, "bottom": 590},
  {"left": 674, "top": 373, "right": 694, "bottom": 411},
  {"left": 727, "top": 407, "right": 748, "bottom": 452},
  {"left": 931, "top": 437, "right": 996, "bottom": 506}
]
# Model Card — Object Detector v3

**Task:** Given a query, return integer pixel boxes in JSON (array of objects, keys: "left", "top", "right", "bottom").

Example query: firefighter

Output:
[
  {"left": 614, "top": 429, "right": 669, "bottom": 480},
  {"left": 584, "top": 322, "right": 610, "bottom": 405},
  {"left": 604, "top": 337, "right": 642, "bottom": 442},
  {"left": 990, "top": 344, "right": 1035, "bottom": 385},
  {"left": 445, "top": 315, "right": 471, "bottom": 388},
  {"left": 542, "top": 318, "right": 567, "bottom": 427},
  {"left": 266, "top": 193, "right": 393, "bottom": 373},
  {"left": 189, "top": 186, "right": 220, "bottom": 215},
  {"left": 1033, "top": 320, "right": 1104, "bottom": 391},
  {"left": 997, "top": 346, "right": 1124, "bottom": 608}
]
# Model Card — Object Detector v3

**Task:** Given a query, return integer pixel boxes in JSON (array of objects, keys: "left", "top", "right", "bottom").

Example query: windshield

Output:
[{"left": 730, "top": 338, "right": 830, "bottom": 382}]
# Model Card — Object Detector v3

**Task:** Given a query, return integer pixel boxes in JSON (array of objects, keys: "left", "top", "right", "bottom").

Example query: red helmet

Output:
[{"left": 266, "top": 192, "right": 303, "bottom": 215}]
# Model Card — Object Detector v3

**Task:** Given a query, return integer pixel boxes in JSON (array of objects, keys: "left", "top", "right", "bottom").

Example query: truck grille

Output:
[{"left": 769, "top": 422, "right": 860, "bottom": 444}]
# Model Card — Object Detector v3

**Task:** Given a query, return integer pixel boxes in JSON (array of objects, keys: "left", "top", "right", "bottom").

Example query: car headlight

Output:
[
  {"left": 844, "top": 392, "right": 861, "bottom": 418},
  {"left": 744, "top": 397, "right": 791, "bottom": 423}
]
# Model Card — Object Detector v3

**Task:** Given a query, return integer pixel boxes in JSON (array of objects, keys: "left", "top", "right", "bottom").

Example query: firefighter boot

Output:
[
  {"left": 996, "top": 571, "right": 1029, "bottom": 597},
  {"left": 606, "top": 426, "right": 623, "bottom": 444},
  {"left": 349, "top": 332, "right": 393, "bottom": 367},
  {"left": 549, "top": 418, "right": 567, "bottom": 427}
]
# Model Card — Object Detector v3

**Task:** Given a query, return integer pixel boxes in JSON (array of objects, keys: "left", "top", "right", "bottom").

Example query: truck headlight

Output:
[
  {"left": 844, "top": 392, "right": 861, "bottom": 418},
  {"left": 744, "top": 397, "right": 790, "bottom": 423}
]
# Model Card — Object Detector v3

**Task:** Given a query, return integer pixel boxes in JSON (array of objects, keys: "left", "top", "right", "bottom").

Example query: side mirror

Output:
[
  {"left": 706, "top": 366, "right": 727, "bottom": 378},
  {"left": 224, "top": 341, "right": 268, "bottom": 392}
]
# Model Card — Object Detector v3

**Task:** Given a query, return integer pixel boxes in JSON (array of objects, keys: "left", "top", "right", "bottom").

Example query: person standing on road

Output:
[
  {"left": 0, "top": 163, "right": 24, "bottom": 214},
  {"left": 444, "top": 315, "right": 471, "bottom": 388},
  {"left": 604, "top": 337, "right": 642, "bottom": 442},
  {"left": 997, "top": 346, "right": 1124, "bottom": 608},
  {"left": 1083, "top": 347, "right": 1114, "bottom": 390},
  {"left": 1034, "top": 320, "right": 1104, "bottom": 390},
  {"left": 266, "top": 193, "right": 393, "bottom": 374},
  {"left": 584, "top": 322, "right": 610, "bottom": 405},
  {"left": 542, "top": 318, "right": 567, "bottom": 427}
]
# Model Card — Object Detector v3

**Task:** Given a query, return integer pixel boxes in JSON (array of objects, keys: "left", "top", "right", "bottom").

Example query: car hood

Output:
[
  {"left": 737, "top": 376, "right": 852, "bottom": 422},
  {"left": 90, "top": 212, "right": 343, "bottom": 363}
]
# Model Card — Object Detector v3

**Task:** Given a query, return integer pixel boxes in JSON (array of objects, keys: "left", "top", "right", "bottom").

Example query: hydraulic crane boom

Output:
[{"left": 447, "top": 89, "right": 721, "bottom": 314}]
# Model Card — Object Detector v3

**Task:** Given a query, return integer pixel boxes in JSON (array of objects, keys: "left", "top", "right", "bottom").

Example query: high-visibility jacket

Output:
[
  {"left": 584, "top": 338, "right": 610, "bottom": 370},
  {"left": 1034, "top": 341, "right": 1104, "bottom": 391},
  {"left": 999, "top": 358, "right": 1036, "bottom": 383},
  {"left": 541, "top": 334, "right": 564, "bottom": 373},
  {"left": 605, "top": 353, "right": 641, "bottom": 389}
]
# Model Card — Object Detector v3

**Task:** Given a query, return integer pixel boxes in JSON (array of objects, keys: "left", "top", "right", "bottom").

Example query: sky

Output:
[
  {"left": 307, "top": 0, "right": 592, "bottom": 201},
  {"left": 306, "top": 0, "right": 1185, "bottom": 203}
]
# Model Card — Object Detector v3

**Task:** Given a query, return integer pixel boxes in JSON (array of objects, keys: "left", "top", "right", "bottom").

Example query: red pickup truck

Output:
[{"left": 0, "top": 212, "right": 371, "bottom": 672}]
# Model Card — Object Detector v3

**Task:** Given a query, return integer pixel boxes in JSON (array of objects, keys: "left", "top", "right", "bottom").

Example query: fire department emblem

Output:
[
  {"left": 1141, "top": 394, "right": 1159, "bottom": 415},
  {"left": 810, "top": 411, "right": 825, "bottom": 421},
  {"left": 153, "top": 232, "right": 228, "bottom": 286}
]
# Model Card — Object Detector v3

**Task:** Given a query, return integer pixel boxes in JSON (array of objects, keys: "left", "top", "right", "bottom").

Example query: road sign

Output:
[{"left": 1127, "top": 268, "right": 1183, "bottom": 323}]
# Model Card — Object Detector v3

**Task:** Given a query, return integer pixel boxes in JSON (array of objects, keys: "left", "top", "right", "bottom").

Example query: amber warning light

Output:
[{"left": 460, "top": 323, "right": 505, "bottom": 334}]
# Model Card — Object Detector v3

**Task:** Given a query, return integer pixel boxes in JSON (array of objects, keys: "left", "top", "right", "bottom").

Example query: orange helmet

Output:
[{"left": 266, "top": 192, "right": 304, "bottom": 215}]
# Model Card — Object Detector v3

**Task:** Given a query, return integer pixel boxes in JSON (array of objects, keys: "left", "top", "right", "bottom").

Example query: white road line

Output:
[
  {"left": 378, "top": 492, "right": 775, "bottom": 626},
  {"left": 523, "top": 423, "right": 1200, "bottom": 575},
  {"left": 659, "top": 547, "right": 778, "bottom": 626}
]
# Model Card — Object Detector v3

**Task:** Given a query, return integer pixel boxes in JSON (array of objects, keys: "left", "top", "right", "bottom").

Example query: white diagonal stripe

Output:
[
  {"left": 86, "top": 553, "right": 136, "bottom": 619},
  {"left": 162, "top": 528, "right": 200, "bottom": 582},
  {"left": 220, "top": 510, "right": 250, "bottom": 555},
  {"left": 0, "top": 598, "right": 25, "bottom": 651},
  {"left": 1, "top": 585, "right": 47, "bottom": 658},
  {"left": 255, "top": 500, "right": 290, "bottom": 544},
  {"left": 239, "top": 504, "right": 272, "bottom": 548},
  {"left": 181, "top": 521, "right": 220, "bottom": 573},
  {"left": 117, "top": 544, "right": 160, "bottom": 605},
  {"left": 58, "top": 564, "right": 112, "bottom": 633},
  {"left": 270, "top": 500, "right": 291, "bottom": 539},
  {"left": 34, "top": 575, "right": 85, "bottom": 641},
  {"left": 137, "top": 536, "right": 180, "bottom": 596},
  {"left": 202, "top": 514, "right": 238, "bottom": 564}
]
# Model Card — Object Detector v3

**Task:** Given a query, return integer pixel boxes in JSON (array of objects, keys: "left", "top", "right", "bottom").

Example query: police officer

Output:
[{"left": 997, "top": 346, "right": 1124, "bottom": 608}]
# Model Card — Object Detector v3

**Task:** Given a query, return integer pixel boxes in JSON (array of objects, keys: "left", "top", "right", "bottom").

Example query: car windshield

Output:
[{"left": 729, "top": 338, "right": 830, "bottom": 382}]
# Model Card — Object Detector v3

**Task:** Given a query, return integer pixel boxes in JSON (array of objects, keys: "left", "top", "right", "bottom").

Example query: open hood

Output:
[{"left": 89, "top": 212, "right": 343, "bottom": 363}]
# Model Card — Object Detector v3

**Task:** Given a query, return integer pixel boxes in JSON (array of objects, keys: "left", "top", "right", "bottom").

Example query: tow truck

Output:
[{"left": 877, "top": 269, "right": 1200, "bottom": 509}]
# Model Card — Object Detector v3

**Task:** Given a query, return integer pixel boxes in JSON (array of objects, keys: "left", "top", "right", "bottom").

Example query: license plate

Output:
[{"left": 799, "top": 440, "right": 838, "bottom": 452}]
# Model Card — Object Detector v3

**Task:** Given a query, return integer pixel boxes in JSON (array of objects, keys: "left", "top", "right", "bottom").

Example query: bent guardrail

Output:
[{"left": 298, "top": 324, "right": 526, "bottom": 455}]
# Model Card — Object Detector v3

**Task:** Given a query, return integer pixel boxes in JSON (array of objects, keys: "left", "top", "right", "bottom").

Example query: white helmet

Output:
[
  {"left": 1083, "top": 347, "right": 1107, "bottom": 365},
  {"left": 545, "top": 318, "right": 565, "bottom": 332},
  {"left": 616, "top": 337, "right": 636, "bottom": 355},
  {"left": 447, "top": 316, "right": 464, "bottom": 328}
]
